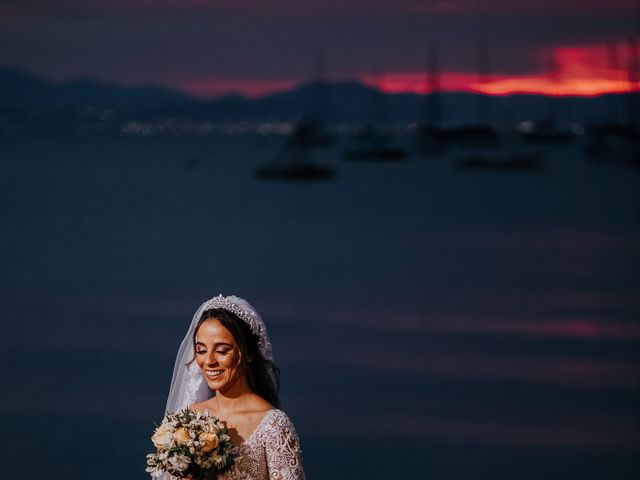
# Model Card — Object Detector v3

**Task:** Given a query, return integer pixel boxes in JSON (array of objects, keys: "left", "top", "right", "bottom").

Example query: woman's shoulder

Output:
[
  {"left": 264, "top": 408, "right": 292, "bottom": 422},
  {"left": 260, "top": 409, "right": 300, "bottom": 436}
]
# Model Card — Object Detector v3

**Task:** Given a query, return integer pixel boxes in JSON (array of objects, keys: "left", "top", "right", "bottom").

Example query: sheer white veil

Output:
[{"left": 164, "top": 294, "right": 274, "bottom": 414}]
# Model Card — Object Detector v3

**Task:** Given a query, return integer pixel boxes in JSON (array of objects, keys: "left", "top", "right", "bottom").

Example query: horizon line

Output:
[{"left": 1, "top": 64, "right": 636, "bottom": 102}]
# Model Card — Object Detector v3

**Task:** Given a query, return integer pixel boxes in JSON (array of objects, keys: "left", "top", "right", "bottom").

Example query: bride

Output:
[{"left": 160, "top": 294, "right": 305, "bottom": 480}]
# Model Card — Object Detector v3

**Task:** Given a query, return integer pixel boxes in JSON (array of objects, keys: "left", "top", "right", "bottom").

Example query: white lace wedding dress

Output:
[{"left": 218, "top": 409, "right": 305, "bottom": 480}]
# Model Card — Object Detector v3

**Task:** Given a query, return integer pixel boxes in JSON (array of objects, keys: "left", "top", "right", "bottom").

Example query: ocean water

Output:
[{"left": 0, "top": 133, "right": 638, "bottom": 479}]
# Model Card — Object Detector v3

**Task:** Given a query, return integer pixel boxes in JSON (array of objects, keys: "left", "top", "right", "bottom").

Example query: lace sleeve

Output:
[{"left": 263, "top": 410, "right": 305, "bottom": 480}]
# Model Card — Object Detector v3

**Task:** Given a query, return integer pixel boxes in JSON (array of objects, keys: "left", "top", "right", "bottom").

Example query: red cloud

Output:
[{"left": 362, "top": 42, "right": 634, "bottom": 97}]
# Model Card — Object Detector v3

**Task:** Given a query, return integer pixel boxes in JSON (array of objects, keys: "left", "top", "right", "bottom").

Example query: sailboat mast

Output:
[
  {"left": 546, "top": 50, "right": 559, "bottom": 123},
  {"left": 627, "top": 37, "right": 639, "bottom": 131},
  {"left": 476, "top": 37, "right": 491, "bottom": 125},
  {"left": 607, "top": 42, "right": 622, "bottom": 124},
  {"left": 425, "top": 42, "right": 442, "bottom": 128},
  {"left": 311, "top": 49, "right": 328, "bottom": 123}
]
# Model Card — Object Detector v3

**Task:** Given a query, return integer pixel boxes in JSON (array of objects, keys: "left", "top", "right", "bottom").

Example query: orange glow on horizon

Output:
[
  {"left": 474, "top": 77, "right": 628, "bottom": 96},
  {"left": 363, "top": 42, "right": 635, "bottom": 97},
  {"left": 363, "top": 72, "right": 630, "bottom": 97},
  {"left": 171, "top": 41, "right": 637, "bottom": 99}
]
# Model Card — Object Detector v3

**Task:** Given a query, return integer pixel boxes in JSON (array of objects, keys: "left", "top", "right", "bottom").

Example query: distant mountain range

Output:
[
  {"left": 0, "top": 66, "right": 632, "bottom": 135},
  {"left": 0, "top": 67, "right": 200, "bottom": 110}
]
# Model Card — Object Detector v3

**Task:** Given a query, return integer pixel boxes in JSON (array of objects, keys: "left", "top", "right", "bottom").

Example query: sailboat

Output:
[
  {"left": 254, "top": 51, "right": 337, "bottom": 181},
  {"left": 585, "top": 38, "right": 640, "bottom": 167},
  {"left": 445, "top": 38, "right": 502, "bottom": 149},
  {"left": 520, "top": 51, "right": 576, "bottom": 144},
  {"left": 453, "top": 39, "right": 541, "bottom": 171},
  {"left": 415, "top": 42, "right": 448, "bottom": 155},
  {"left": 342, "top": 69, "right": 409, "bottom": 161},
  {"left": 416, "top": 40, "right": 502, "bottom": 155},
  {"left": 254, "top": 120, "right": 336, "bottom": 181},
  {"left": 298, "top": 50, "right": 334, "bottom": 149}
]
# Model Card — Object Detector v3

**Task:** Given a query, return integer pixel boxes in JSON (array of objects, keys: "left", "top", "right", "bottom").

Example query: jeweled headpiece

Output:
[{"left": 200, "top": 294, "right": 273, "bottom": 362}]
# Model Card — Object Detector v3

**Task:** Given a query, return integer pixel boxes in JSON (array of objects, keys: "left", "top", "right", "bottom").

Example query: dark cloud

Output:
[{"left": 2, "top": 0, "right": 637, "bottom": 15}]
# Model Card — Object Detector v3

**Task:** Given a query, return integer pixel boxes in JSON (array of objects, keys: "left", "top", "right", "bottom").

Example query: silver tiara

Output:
[{"left": 200, "top": 294, "right": 273, "bottom": 361}]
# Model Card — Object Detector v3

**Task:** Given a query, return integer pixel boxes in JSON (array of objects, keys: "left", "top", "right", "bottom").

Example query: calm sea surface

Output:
[{"left": 0, "top": 134, "right": 638, "bottom": 479}]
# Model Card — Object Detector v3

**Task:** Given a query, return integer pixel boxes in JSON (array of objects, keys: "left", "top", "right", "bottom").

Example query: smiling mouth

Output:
[{"left": 205, "top": 370, "right": 224, "bottom": 379}]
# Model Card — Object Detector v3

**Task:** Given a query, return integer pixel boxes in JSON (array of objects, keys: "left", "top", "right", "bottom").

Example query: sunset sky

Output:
[{"left": 0, "top": 0, "right": 638, "bottom": 98}]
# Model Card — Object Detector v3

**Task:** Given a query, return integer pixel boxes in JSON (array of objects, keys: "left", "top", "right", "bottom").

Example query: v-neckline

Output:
[
  {"left": 192, "top": 405, "right": 276, "bottom": 448},
  {"left": 235, "top": 408, "right": 274, "bottom": 448}
]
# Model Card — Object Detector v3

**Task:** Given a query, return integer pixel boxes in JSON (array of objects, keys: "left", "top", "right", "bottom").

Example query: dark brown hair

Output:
[{"left": 190, "top": 308, "right": 280, "bottom": 408}]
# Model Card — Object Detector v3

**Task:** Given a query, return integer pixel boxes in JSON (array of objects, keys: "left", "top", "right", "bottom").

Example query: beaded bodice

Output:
[{"left": 219, "top": 409, "right": 305, "bottom": 480}]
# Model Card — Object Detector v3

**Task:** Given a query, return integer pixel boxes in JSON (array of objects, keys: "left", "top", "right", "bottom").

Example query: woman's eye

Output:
[
  {"left": 216, "top": 350, "right": 230, "bottom": 355},
  {"left": 196, "top": 350, "right": 206, "bottom": 355}
]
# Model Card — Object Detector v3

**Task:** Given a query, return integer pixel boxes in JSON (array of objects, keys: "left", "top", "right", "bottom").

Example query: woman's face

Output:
[{"left": 194, "top": 318, "right": 246, "bottom": 393}]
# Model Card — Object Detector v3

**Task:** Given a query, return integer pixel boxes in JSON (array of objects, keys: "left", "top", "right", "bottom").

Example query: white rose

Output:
[
  {"left": 151, "top": 425, "right": 174, "bottom": 450},
  {"left": 168, "top": 454, "right": 191, "bottom": 472}
]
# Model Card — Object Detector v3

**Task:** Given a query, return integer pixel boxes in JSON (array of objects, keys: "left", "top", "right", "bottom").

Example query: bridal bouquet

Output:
[{"left": 146, "top": 408, "right": 235, "bottom": 479}]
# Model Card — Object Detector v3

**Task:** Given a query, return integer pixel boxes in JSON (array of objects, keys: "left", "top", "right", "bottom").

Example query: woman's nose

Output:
[{"left": 204, "top": 351, "right": 218, "bottom": 366}]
